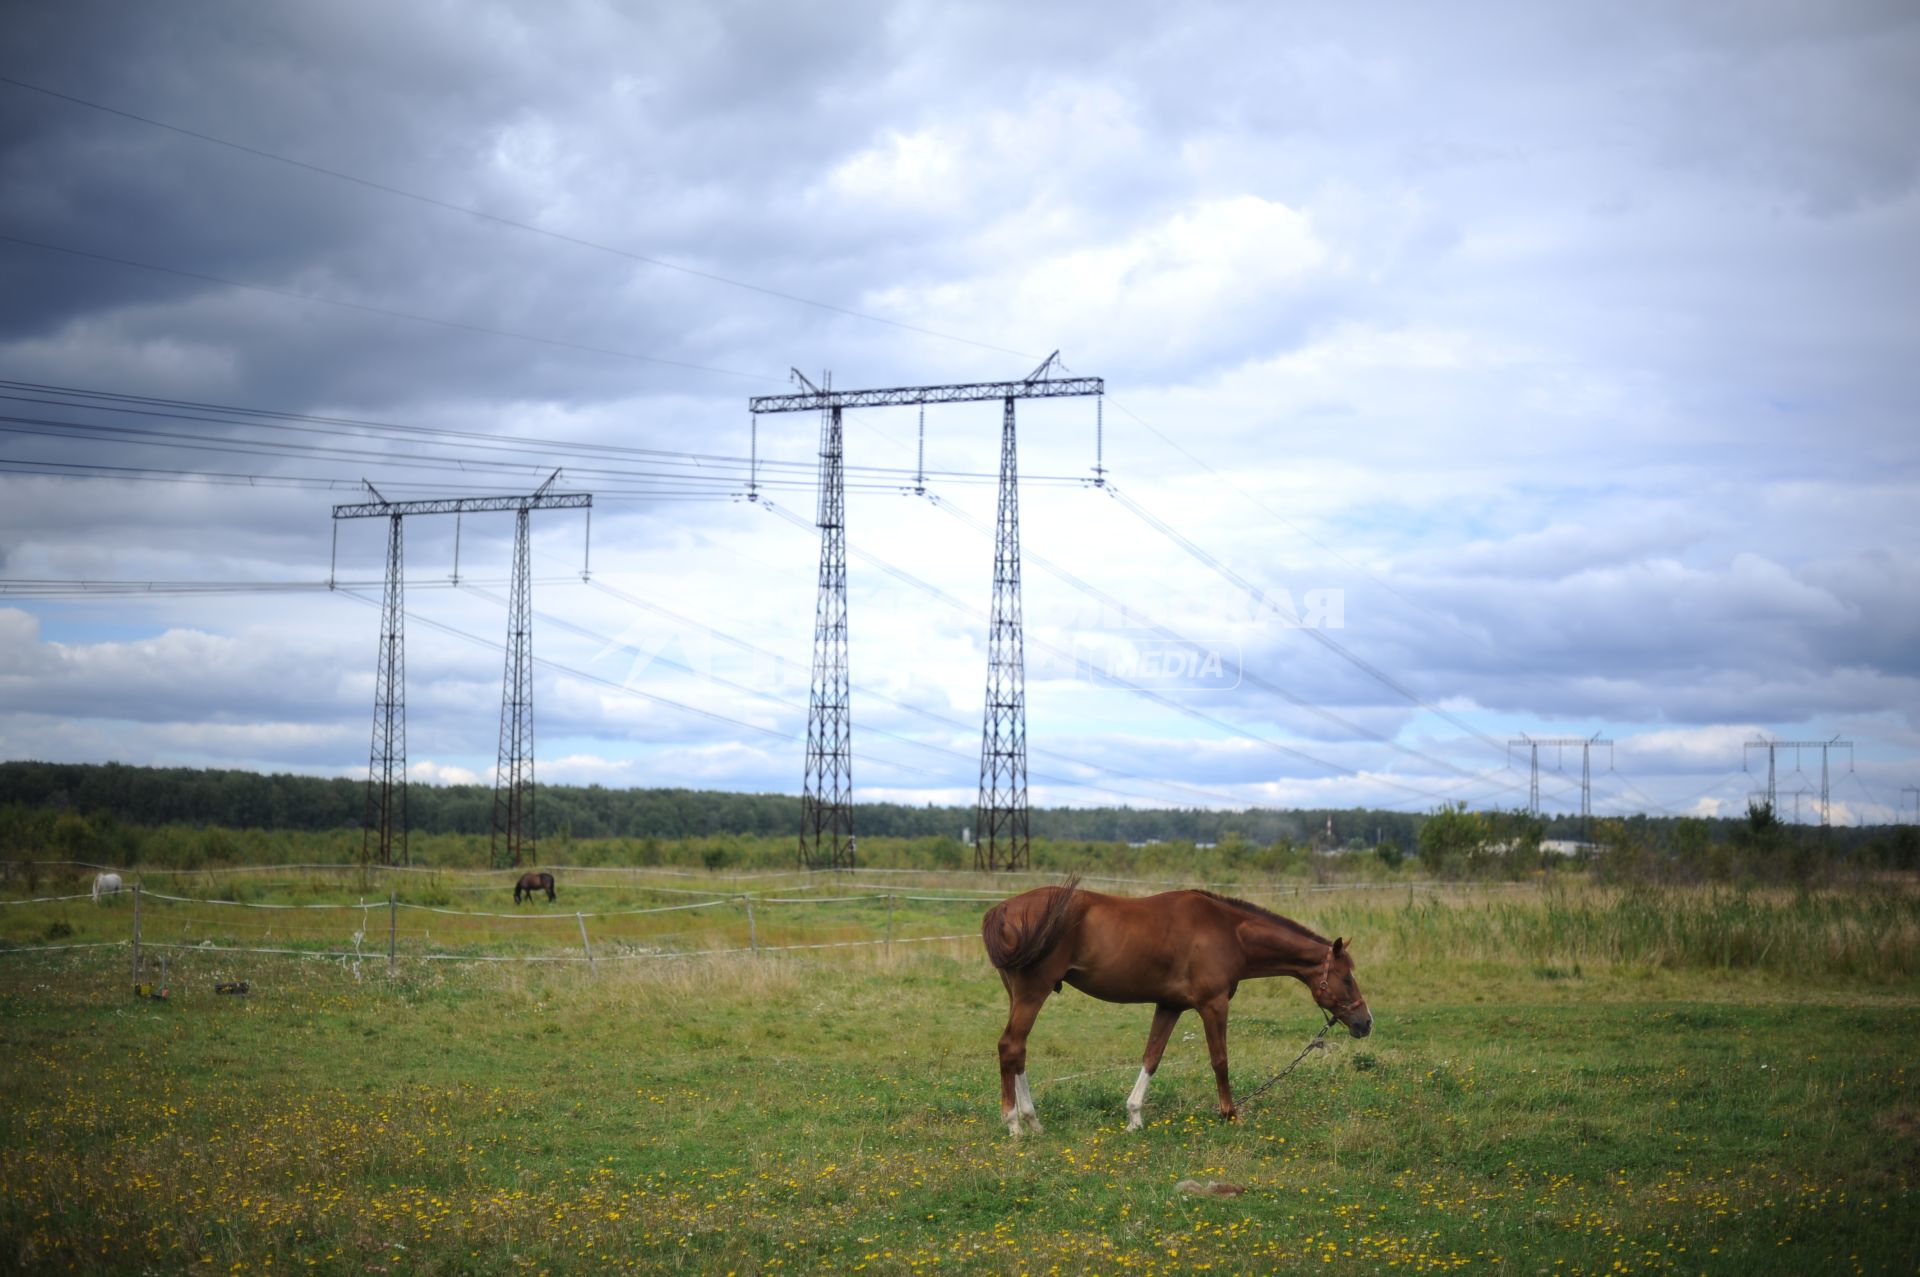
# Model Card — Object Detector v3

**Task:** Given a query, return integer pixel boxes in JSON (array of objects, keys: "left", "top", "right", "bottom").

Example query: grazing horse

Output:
[
  {"left": 92, "top": 872, "right": 123, "bottom": 902},
  {"left": 513, "top": 871, "right": 556, "bottom": 905},
  {"left": 982, "top": 879, "right": 1371, "bottom": 1136}
]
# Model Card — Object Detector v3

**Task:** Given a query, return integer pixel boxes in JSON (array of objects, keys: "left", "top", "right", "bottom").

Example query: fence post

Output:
[
  {"left": 743, "top": 896, "right": 759, "bottom": 954},
  {"left": 388, "top": 892, "right": 397, "bottom": 973},
  {"left": 576, "top": 912, "right": 595, "bottom": 968},
  {"left": 885, "top": 894, "right": 895, "bottom": 957},
  {"left": 130, "top": 883, "right": 141, "bottom": 988}
]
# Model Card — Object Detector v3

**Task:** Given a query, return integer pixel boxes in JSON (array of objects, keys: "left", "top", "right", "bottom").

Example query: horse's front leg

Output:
[
  {"left": 1196, "top": 996, "right": 1236, "bottom": 1120},
  {"left": 1126, "top": 1003, "right": 1183, "bottom": 1131},
  {"left": 997, "top": 978, "right": 1050, "bottom": 1136}
]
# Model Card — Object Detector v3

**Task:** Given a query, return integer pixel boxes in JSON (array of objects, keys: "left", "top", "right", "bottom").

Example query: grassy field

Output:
[{"left": 1, "top": 877, "right": 1916, "bottom": 1274}]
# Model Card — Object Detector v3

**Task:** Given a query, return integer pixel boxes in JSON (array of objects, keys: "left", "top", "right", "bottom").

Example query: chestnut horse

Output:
[
  {"left": 982, "top": 879, "right": 1371, "bottom": 1135},
  {"left": 513, "top": 871, "right": 556, "bottom": 904}
]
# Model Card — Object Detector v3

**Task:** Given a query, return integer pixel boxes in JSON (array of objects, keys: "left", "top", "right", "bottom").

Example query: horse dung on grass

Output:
[
  {"left": 514, "top": 871, "right": 556, "bottom": 904},
  {"left": 982, "top": 878, "right": 1371, "bottom": 1135}
]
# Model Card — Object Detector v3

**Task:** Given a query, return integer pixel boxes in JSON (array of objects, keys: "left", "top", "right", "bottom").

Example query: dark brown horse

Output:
[
  {"left": 514, "top": 871, "right": 556, "bottom": 904},
  {"left": 982, "top": 879, "right": 1371, "bottom": 1135}
]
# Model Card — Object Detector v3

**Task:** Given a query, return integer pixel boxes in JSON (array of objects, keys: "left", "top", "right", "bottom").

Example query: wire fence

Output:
[
  {"left": 0, "top": 881, "right": 993, "bottom": 969},
  {"left": 0, "top": 866, "right": 1540, "bottom": 976}
]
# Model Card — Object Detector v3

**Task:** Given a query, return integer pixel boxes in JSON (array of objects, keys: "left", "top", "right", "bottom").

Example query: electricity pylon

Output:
[
  {"left": 1507, "top": 733, "right": 1613, "bottom": 840},
  {"left": 1744, "top": 736, "right": 1853, "bottom": 827},
  {"left": 749, "top": 354, "right": 1104, "bottom": 872},
  {"left": 333, "top": 476, "right": 591, "bottom": 869}
]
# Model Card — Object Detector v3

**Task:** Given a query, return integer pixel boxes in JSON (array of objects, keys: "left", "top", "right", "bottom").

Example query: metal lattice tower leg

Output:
[
  {"left": 364, "top": 512, "right": 407, "bottom": 867},
  {"left": 1527, "top": 742, "right": 1540, "bottom": 818},
  {"left": 491, "top": 506, "right": 536, "bottom": 868},
  {"left": 977, "top": 396, "right": 1030, "bottom": 872},
  {"left": 800, "top": 405, "right": 855, "bottom": 870},
  {"left": 1819, "top": 744, "right": 1831, "bottom": 829},
  {"left": 1580, "top": 741, "right": 1592, "bottom": 841}
]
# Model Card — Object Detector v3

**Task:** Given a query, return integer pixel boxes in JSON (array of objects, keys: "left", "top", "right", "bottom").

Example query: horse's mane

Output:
[{"left": 1195, "top": 891, "right": 1329, "bottom": 945}]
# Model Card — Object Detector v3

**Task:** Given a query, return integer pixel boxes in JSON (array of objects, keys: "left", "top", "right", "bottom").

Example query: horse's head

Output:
[{"left": 1314, "top": 937, "right": 1372, "bottom": 1038}]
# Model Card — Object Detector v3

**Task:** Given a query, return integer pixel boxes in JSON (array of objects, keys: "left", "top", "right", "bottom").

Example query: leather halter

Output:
[{"left": 1313, "top": 946, "right": 1365, "bottom": 1020}]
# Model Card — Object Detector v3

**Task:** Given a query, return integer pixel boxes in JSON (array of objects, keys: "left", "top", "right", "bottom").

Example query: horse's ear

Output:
[{"left": 1332, "top": 937, "right": 1346, "bottom": 957}]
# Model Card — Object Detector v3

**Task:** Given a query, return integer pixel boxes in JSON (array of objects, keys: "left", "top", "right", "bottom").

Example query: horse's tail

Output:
[{"left": 982, "top": 875, "right": 1081, "bottom": 973}]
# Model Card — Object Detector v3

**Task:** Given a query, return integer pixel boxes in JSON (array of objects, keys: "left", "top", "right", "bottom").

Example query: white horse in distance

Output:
[{"left": 92, "top": 872, "right": 123, "bottom": 902}]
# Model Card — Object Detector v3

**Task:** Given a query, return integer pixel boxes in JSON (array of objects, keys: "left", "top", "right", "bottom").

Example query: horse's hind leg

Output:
[
  {"left": 1126, "top": 1003, "right": 1183, "bottom": 1131},
  {"left": 997, "top": 977, "right": 1050, "bottom": 1136}
]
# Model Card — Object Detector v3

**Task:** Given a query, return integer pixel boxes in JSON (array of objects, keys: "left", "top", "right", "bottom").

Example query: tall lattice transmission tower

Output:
[
  {"left": 491, "top": 493, "right": 537, "bottom": 868},
  {"left": 334, "top": 476, "right": 590, "bottom": 870},
  {"left": 749, "top": 354, "right": 1102, "bottom": 873},
  {"left": 977, "top": 393, "right": 1030, "bottom": 870},
  {"left": 1745, "top": 736, "right": 1852, "bottom": 828},
  {"left": 1507, "top": 733, "right": 1613, "bottom": 840},
  {"left": 799, "top": 373, "right": 855, "bottom": 870}
]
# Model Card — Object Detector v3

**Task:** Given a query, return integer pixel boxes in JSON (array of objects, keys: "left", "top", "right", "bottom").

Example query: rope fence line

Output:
[
  {"left": 9, "top": 887, "right": 999, "bottom": 916},
  {"left": 1, "top": 882, "right": 995, "bottom": 970},
  {"left": 1, "top": 930, "right": 985, "bottom": 965},
  {"left": 9, "top": 859, "right": 1550, "bottom": 895},
  {"left": 393, "top": 897, "right": 736, "bottom": 919},
  {"left": 3, "top": 876, "right": 1545, "bottom": 977}
]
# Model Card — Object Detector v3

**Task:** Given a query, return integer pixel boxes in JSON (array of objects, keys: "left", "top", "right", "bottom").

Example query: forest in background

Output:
[{"left": 1, "top": 760, "right": 1915, "bottom": 882}]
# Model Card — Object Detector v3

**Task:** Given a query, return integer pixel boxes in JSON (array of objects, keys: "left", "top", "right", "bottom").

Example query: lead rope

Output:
[{"left": 1237, "top": 1012, "right": 1338, "bottom": 1109}]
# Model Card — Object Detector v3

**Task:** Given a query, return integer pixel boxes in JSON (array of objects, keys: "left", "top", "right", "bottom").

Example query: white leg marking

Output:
[
  {"left": 1014, "top": 1072, "right": 1043, "bottom": 1133},
  {"left": 1126, "top": 1066, "right": 1153, "bottom": 1131}
]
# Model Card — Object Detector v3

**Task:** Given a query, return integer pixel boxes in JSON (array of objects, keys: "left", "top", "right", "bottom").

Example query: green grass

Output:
[{"left": 1, "top": 882, "right": 1916, "bottom": 1274}]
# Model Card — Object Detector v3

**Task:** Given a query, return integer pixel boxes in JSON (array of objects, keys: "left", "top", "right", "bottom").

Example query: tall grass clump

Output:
[{"left": 1358, "top": 883, "right": 1920, "bottom": 980}]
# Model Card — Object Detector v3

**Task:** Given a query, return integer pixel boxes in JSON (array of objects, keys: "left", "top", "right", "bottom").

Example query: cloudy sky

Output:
[{"left": 2, "top": 1, "right": 1916, "bottom": 825}]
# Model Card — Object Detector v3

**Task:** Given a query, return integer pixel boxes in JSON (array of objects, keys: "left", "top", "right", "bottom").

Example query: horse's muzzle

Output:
[{"left": 1346, "top": 1011, "right": 1372, "bottom": 1039}]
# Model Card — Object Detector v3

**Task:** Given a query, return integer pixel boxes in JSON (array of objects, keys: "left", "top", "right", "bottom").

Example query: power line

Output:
[
  {"left": 468, "top": 582, "right": 1247, "bottom": 812},
  {"left": 0, "top": 75, "right": 1036, "bottom": 361},
  {"left": 1104, "top": 483, "right": 1509, "bottom": 757},
  {"left": 579, "top": 577, "right": 1258, "bottom": 810},
  {"left": 756, "top": 496, "right": 1486, "bottom": 805},
  {"left": 0, "top": 380, "right": 1093, "bottom": 490},
  {"left": 0, "top": 576, "right": 572, "bottom": 599},
  {"left": 1100, "top": 397, "right": 1482, "bottom": 646},
  {"left": 0, "top": 457, "right": 742, "bottom": 501},
  {"left": 921, "top": 491, "right": 1477, "bottom": 779}
]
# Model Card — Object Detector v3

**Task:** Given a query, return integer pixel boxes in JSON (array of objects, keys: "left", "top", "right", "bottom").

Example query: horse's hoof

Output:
[
  {"left": 1125, "top": 1114, "right": 1144, "bottom": 1132},
  {"left": 1219, "top": 1107, "right": 1239, "bottom": 1122}
]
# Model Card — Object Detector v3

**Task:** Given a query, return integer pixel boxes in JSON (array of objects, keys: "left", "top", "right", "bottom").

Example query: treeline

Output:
[
  {"left": 0, "top": 760, "right": 1436, "bottom": 845},
  {"left": 1, "top": 761, "right": 1914, "bottom": 883},
  {"left": 1413, "top": 800, "right": 1920, "bottom": 884}
]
